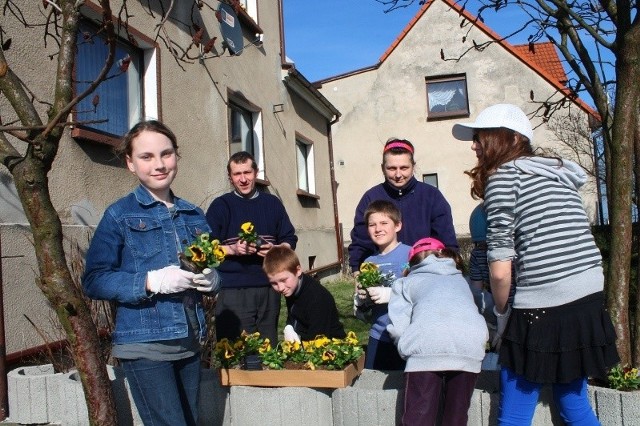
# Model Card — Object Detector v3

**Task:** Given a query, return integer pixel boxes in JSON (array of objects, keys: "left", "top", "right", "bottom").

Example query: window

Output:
[
  {"left": 237, "top": 0, "right": 258, "bottom": 23},
  {"left": 72, "top": 18, "right": 159, "bottom": 145},
  {"left": 228, "top": 93, "right": 265, "bottom": 180},
  {"left": 295, "top": 136, "right": 316, "bottom": 196},
  {"left": 423, "top": 173, "right": 439, "bottom": 188},
  {"left": 425, "top": 74, "right": 469, "bottom": 119}
]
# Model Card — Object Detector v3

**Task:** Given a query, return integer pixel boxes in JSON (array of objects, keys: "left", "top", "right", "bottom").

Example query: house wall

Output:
[
  {"left": 319, "top": 0, "right": 596, "bottom": 243},
  {"left": 0, "top": 0, "right": 339, "bottom": 354}
]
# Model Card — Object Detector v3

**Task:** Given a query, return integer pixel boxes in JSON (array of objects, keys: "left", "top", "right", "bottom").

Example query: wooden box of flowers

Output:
[{"left": 215, "top": 331, "right": 365, "bottom": 389}]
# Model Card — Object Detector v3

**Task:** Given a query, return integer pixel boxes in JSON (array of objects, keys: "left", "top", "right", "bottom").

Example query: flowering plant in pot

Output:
[
  {"left": 213, "top": 331, "right": 363, "bottom": 371},
  {"left": 355, "top": 262, "right": 396, "bottom": 317},
  {"left": 607, "top": 364, "right": 640, "bottom": 391},
  {"left": 237, "top": 222, "right": 267, "bottom": 248},
  {"left": 178, "top": 232, "right": 225, "bottom": 273}
]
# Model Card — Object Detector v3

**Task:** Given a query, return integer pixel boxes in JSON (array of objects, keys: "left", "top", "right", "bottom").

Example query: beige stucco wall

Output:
[
  {"left": 319, "top": 0, "right": 597, "bottom": 243},
  {"left": 0, "top": 1, "right": 339, "bottom": 354}
]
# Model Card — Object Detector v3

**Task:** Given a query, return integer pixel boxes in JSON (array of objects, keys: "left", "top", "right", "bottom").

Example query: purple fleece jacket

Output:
[{"left": 348, "top": 177, "right": 458, "bottom": 271}]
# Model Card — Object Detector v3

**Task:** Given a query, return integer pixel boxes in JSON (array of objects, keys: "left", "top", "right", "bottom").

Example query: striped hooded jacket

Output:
[{"left": 485, "top": 157, "right": 603, "bottom": 309}]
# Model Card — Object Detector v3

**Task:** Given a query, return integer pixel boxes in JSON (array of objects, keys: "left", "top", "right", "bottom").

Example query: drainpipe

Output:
[
  {"left": 0, "top": 233, "right": 8, "bottom": 421},
  {"left": 327, "top": 116, "right": 344, "bottom": 271}
]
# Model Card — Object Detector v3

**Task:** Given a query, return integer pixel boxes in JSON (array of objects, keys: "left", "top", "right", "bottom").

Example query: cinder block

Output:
[
  {"left": 467, "top": 389, "right": 484, "bottom": 425},
  {"left": 591, "top": 384, "right": 640, "bottom": 426},
  {"left": 59, "top": 365, "right": 141, "bottom": 425},
  {"left": 332, "top": 369, "right": 404, "bottom": 426},
  {"left": 593, "top": 385, "right": 624, "bottom": 426},
  {"left": 229, "top": 385, "right": 333, "bottom": 425},
  {"left": 7, "top": 364, "right": 64, "bottom": 424},
  {"left": 199, "top": 369, "right": 231, "bottom": 426},
  {"left": 619, "top": 390, "right": 640, "bottom": 426}
]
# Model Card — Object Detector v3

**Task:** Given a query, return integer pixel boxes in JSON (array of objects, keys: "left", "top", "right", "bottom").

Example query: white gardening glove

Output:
[
  {"left": 283, "top": 325, "right": 301, "bottom": 343},
  {"left": 192, "top": 268, "right": 220, "bottom": 293},
  {"left": 147, "top": 265, "right": 196, "bottom": 294},
  {"left": 367, "top": 286, "right": 392, "bottom": 304},
  {"left": 353, "top": 292, "right": 361, "bottom": 316},
  {"left": 491, "top": 305, "right": 512, "bottom": 350}
]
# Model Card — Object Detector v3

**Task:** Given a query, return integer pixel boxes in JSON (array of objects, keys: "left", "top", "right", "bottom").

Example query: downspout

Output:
[
  {"left": 327, "top": 115, "right": 344, "bottom": 271},
  {"left": 0, "top": 233, "right": 7, "bottom": 421},
  {"left": 277, "top": 0, "right": 287, "bottom": 67}
]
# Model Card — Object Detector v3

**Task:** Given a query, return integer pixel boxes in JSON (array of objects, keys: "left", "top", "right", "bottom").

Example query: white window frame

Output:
[
  {"left": 238, "top": 0, "right": 258, "bottom": 23},
  {"left": 295, "top": 136, "right": 316, "bottom": 195},
  {"left": 73, "top": 8, "right": 159, "bottom": 146},
  {"left": 228, "top": 94, "right": 265, "bottom": 180}
]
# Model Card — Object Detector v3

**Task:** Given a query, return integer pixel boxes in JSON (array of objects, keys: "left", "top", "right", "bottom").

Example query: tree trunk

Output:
[
  {"left": 11, "top": 155, "right": 117, "bottom": 425},
  {"left": 634, "top": 104, "right": 640, "bottom": 367},
  {"left": 606, "top": 27, "right": 640, "bottom": 366}
]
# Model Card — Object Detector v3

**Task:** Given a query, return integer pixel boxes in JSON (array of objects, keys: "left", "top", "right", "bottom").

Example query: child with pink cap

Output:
[{"left": 387, "top": 237, "right": 488, "bottom": 426}]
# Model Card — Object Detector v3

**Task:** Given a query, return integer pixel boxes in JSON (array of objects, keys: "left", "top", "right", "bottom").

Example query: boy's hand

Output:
[
  {"left": 355, "top": 283, "right": 368, "bottom": 300},
  {"left": 283, "top": 325, "right": 301, "bottom": 343},
  {"left": 367, "top": 286, "right": 392, "bottom": 304}
]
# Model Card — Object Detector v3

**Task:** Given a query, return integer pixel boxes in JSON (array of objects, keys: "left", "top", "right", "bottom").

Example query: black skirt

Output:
[{"left": 499, "top": 291, "right": 619, "bottom": 384}]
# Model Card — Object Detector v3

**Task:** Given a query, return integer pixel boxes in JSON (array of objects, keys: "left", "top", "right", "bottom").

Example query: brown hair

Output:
[
  {"left": 228, "top": 151, "right": 258, "bottom": 174},
  {"left": 364, "top": 200, "right": 402, "bottom": 225},
  {"left": 382, "top": 137, "right": 416, "bottom": 166},
  {"left": 464, "top": 128, "right": 532, "bottom": 199},
  {"left": 117, "top": 120, "right": 179, "bottom": 158},
  {"left": 263, "top": 246, "right": 301, "bottom": 275},
  {"left": 409, "top": 247, "right": 464, "bottom": 270}
]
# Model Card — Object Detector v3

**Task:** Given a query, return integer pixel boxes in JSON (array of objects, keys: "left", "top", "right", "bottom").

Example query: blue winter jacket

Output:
[
  {"left": 83, "top": 185, "right": 210, "bottom": 344},
  {"left": 349, "top": 177, "right": 458, "bottom": 271}
]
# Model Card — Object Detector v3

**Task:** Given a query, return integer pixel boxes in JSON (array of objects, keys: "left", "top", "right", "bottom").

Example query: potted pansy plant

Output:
[
  {"left": 355, "top": 262, "right": 395, "bottom": 313},
  {"left": 179, "top": 232, "right": 226, "bottom": 273},
  {"left": 237, "top": 222, "right": 267, "bottom": 249}
]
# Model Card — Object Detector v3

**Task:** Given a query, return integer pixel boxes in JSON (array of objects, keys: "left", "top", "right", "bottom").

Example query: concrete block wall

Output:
[{"left": 6, "top": 366, "right": 639, "bottom": 425}]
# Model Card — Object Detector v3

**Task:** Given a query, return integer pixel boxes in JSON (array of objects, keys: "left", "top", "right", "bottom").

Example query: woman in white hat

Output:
[{"left": 453, "top": 104, "right": 619, "bottom": 425}]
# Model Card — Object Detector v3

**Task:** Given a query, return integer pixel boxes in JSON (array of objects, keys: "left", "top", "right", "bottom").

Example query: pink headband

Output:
[
  {"left": 384, "top": 141, "right": 414, "bottom": 154},
  {"left": 408, "top": 237, "right": 446, "bottom": 261}
]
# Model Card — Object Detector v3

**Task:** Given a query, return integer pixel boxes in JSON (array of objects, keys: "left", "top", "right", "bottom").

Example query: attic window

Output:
[{"left": 425, "top": 74, "right": 469, "bottom": 120}]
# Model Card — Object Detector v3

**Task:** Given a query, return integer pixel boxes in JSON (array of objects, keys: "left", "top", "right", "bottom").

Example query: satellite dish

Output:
[{"left": 218, "top": 3, "right": 244, "bottom": 55}]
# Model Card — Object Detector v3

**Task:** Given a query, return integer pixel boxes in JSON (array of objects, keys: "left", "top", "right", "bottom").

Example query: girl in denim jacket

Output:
[{"left": 83, "top": 121, "right": 219, "bottom": 426}]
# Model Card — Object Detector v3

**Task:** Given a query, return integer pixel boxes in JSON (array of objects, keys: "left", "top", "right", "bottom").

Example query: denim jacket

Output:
[{"left": 83, "top": 185, "right": 211, "bottom": 344}]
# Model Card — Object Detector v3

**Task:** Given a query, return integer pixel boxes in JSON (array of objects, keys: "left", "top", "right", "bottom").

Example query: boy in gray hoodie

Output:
[{"left": 387, "top": 237, "right": 488, "bottom": 426}]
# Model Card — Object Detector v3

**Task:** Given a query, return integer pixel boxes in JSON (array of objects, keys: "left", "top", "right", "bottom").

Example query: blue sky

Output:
[
  {"left": 282, "top": 1, "right": 419, "bottom": 82},
  {"left": 282, "top": 1, "right": 529, "bottom": 83}
]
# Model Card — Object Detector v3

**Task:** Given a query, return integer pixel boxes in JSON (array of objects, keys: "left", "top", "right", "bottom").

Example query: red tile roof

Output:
[{"left": 511, "top": 42, "right": 568, "bottom": 85}]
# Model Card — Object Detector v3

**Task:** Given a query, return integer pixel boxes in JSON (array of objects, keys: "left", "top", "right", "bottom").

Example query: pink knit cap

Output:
[{"left": 408, "top": 237, "right": 445, "bottom": 261}]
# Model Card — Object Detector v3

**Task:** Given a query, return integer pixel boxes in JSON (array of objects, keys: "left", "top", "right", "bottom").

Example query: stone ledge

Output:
[{"left": 5, "top": 367, "right": 638, "bottom": 425}]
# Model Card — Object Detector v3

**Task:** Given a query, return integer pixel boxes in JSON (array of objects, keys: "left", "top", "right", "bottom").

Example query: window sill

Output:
[
  {"left": 426, "top": 111, "right": 470, "bottom": 121},
  {"left": 296, "top": 189, "right": 320, "bottom": 200},
  {"left": 223, "top": 1, "right": 262, "bottom": 34},
  {"left": 72, "top": 127, "right": 121, "bottom": 147}
]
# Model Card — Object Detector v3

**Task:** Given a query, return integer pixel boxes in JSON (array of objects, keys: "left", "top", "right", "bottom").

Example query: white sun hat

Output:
[{"left": 452, "top": 103, "right": 533, "bottom": 143}]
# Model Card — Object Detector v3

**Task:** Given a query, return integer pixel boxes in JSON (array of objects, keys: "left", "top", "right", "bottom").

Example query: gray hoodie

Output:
[{"left": 387, "top": 255, "right": 488, "bottom": 373}]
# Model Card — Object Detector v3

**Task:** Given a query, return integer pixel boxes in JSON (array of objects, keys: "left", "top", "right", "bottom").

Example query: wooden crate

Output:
[{"left": 218, "top": 355, "right": 365, "bottom": 388}]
